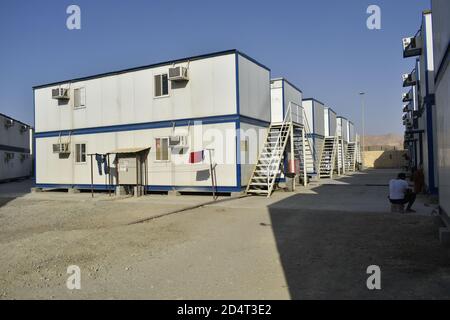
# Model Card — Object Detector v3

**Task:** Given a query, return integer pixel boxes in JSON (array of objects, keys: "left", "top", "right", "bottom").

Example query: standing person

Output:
[{"left": 389, "top": 173, "right": 416, "bottom": 213}]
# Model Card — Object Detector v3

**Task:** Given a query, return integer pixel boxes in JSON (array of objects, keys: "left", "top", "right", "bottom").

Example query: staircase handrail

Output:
[
  {"left": 267, "top": 102, "right": 292, "bottom": 189},
  {"left": 302, "top": 108, "right": 317, "bottom": 170}
]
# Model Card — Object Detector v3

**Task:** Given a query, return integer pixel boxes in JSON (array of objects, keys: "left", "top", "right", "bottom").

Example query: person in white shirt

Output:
[{"left": 389, "top": 173, "right": 416, "bottom": 213}]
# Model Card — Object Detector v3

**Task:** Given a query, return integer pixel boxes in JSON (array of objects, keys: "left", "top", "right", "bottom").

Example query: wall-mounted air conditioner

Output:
[
  {"left": 4, "top": 118, "right": 14, "bottom": 128},
  {"left": 403, "top": 104, "right": 413, "bottom": 113},
  {"left": 52, "top": 87, "right": 70, "bottom": 100},
  {"left": 402, "top": 35, "right": 422, "bottom": 58},
  {"left": 52, "top": 143, "right": 71, "bottom": 154},
  {"left": 402, "top": 91, "right": 413, "bottom": 102},
  {"left": 402, "top": 72, "right": 417, "bottom": 87},
  {"left": 169, "top": 136, "right": 189, "bottom": 148},
  {"left": 4, "top": 152, "right": 14, "bottom": 163},
  {"left": 168, "top": 66, "right": 189, "bottom": 81}
]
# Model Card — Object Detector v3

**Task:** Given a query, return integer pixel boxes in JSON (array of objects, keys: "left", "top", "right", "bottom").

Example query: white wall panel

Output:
[
  {"left": 35, "top": 54, "right": 238, "bottom": 133},
  {"left": 238, "top": 55, "right": 271, "bottom": 122}
]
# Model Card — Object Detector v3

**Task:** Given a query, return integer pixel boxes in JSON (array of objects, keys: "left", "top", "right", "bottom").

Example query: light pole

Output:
[{"left": 359, "top": 92, "right": 366, "bottom": 169}]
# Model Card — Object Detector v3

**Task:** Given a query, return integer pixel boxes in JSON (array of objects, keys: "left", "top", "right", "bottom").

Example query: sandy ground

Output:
[{"left": 0, "top": 170, "right": 449, "bottom": 300}]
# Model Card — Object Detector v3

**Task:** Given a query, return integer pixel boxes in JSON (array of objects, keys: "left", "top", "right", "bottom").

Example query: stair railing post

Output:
[{"left": 302, "top": 125, "right": 307, "bottom": 187}]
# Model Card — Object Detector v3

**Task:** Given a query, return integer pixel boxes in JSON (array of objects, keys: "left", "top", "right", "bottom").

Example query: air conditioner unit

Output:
[
  {"left": 4, "top": 152, "right": 14, "bottom": 163},
  {"left": 4, "top": 118, "right": 14, "bottom": 128},
  {"left": 403, "top": 104, "right": 412, "bottom": 113},
  {"left": 52, "top": 88, "right": 70, "bottom": 100},
  {"left": 169, "top": 136, "right": 189, "bottom": 148},
  {"left": 402, "top": 72, "right": 417, "bottom": 87},
  {"left": 52, "top": 143, "right": 71, "bottom": 154},
  {"left": 402, "top": 91, "right": 413, "bottom": 102},
  {"left": 402, "top": 35, "right": 422, "bottom": 58},
  {"left": 168, "top": 66, "right": 189, "bottom": 81}
]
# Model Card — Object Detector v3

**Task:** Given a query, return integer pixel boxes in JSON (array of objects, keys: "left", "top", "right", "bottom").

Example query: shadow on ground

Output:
[
  {"left": 0, "top": 179, "right": 33, "bottom": 209},
  {"left": 268, "top": 170, "right": 450, "bottom": 299}
]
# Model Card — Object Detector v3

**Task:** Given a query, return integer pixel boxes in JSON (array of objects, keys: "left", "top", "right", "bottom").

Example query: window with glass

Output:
[
  {"left": 155, "top": 138, "right": 169, "bottom": 161},
  {"left": 154, "top": 74, "right": 169, "bottom": 97},
  {"left": 75, "top": 143, "right": 86, "bottom": 163},
  {"left": 74, "top": 87, "right": 86, "bottom": 108}
]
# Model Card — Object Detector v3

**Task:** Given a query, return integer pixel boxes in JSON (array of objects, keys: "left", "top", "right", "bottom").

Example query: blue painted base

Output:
[{"left": 35, "top": 183, "right": 244, "bottom": 193}]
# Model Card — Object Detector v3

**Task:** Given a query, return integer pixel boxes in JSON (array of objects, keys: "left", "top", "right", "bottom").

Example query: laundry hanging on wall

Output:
[
  {"left": 189, "top": 150, "right": 204, "bottom": 164},
  {"left": 95, "top": 154, "right": 109, "bottom": 175}
]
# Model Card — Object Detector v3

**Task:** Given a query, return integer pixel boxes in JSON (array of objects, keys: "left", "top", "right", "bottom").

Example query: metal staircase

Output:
[
  {"left": 293, "top": 133, "right": 314, "bottom": 179},
  {"left": 246, "top": 103, "right": 316, "bottom": 197},
  {"left": 345, "top": 142, "right": 357, "bottom": 172},
  {"left": 246, "top": 123, "right": 292, "bottom": 197},
  {"left": 318, "top": 135, "right": 338, "bottom": 178}
]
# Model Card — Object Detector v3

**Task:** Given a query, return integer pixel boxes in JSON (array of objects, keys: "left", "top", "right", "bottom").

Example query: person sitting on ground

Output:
[{"left": 389, "top": 173, "right": 416, "bottom": 213}]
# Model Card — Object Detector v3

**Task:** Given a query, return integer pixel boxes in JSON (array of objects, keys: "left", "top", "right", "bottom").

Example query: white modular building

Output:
[
  {"left": 0, "top": 113, "right": 33, "bottom": 182},
  {"left": 336, "top": 116, "right": 350, "bottom": 173},
  {"left": 431, "top": 0, "right": 450, "bottom": 217},
  {"left": 402, "top": 10, "right": 438, "bottom": 194},
  {"left": 348, "top": 121, "right": 356, "bottom": 142},
  {"left": 318, "top": 107, "right": 339, "bottom": 178},
  {"left": 33, "top": 50, "right": 271, "bottom": 194},
  {"left": 271, "top": 78, "right": 315, "bottom": 181},
  {"left": 324, "top": 107, "right": 337, "bottom": 137},
  {"left": 302, "top": 98, "right": 326, "bottom": 175},
  {"left": 270, "top": 78, "right": 303, "bottom": 124}
]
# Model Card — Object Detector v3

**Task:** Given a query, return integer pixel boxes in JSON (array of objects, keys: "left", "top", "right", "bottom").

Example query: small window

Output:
[
  {"left": 155, "top": 138, "right": 169, "bottom": 161},
  {"left": 154, "top": 74, "right": 169, "bottom": 97},
  {"left": 75, "top": 143, "right": 86, "bottom": 163},
  {"left": 74, "top": 87, "right": 86, "bottom": 108}
]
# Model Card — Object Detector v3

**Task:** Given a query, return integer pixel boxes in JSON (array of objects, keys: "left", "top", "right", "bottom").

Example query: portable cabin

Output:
[
  {"left": 302, "top": 98, "right": 326, "bottom": 175},
  {"left": 318, "top": 107, "right": 339, "bottom": 178},
  {"left": 402, "top": 10, "right": 437, "bottom": 194},
  {"left": 336, "top": 116, "right": 350, "bottom": 174},
  {"left": 324, "top": 107, "right": 337, "bottom": 137},
  {"left": 33, "top": 50, "right": 271, "bottom": 195},
  {"left": 0, "top": 113, "right": 33, "bottom": 182},
  {"left": 246, "top": 78, "right": 313, "bottom": 196},
  {"left": 346, "top": 121, "right": 358, "bottom": 172},
  {"left": 431, "top": 0, "right": 450, "bottom": 219}
]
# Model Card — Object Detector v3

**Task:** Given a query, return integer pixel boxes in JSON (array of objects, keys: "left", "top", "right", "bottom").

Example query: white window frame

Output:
[
  {"left": 74, "top": 87, "right": 86, "bottom": 109},
  {"left": 155, "top": 137, "right": 170, "bottom": 162},
  {"left": 74, "top": 143, "right": 87, "bottom": 164},
  {"left": 154, "top": 73, "right": 170, "bottom": 99}
]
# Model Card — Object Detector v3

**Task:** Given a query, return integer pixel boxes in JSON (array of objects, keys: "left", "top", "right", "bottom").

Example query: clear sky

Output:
[{"left": 0, "top": 0, "right": 430, "bottom": 134}]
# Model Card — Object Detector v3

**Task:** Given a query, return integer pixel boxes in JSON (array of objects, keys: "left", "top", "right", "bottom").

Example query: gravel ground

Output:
[{"left": 0, "top": 171, "right": 449, "bottom": 300}]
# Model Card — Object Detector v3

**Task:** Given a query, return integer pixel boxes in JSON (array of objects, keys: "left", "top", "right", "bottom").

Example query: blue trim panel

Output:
[
  {"left": 33, "top": 90, "right": 36, "bottom": 182},
  {"left": 35, "top": 114, "right": 271, "bottom": 138},
  {"left": 0, "top": 145, "right": 30, "bottom": 153},
  {"left": 35, "top": 114, "right": 240, "bottom": 138},
  {"left": 33, "top": 49, "right": 270, "bottom": 90},
  {"left": 0, "top": 112, "right": 31, "bottom": 128},
  {"left": 240, "top": 115, "right": 270, "bottom": 127},
  {"left": 271, "top": 78, "right": 303, "bottom": 94},
  {"left": 35, "top": 183, "right": 242, "bottom": 193},
  {"left": 146, "top": 185, "right": 243, "bottom": 193},
  {"left": 235, "top": 53, "right": 242, "bottom": 190},
  {"left": 303, "top": 98, "right": 325, "bottom": 106}
]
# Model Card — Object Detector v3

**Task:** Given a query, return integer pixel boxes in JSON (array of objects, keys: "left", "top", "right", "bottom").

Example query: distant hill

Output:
[{"left": 363, "top": 134, "right": 404, "bottom": 150}]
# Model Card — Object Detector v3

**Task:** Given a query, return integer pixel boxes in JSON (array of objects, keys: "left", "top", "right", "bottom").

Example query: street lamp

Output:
[{"left": 359, "top": 92, "right": 366, "bottom": 169}]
